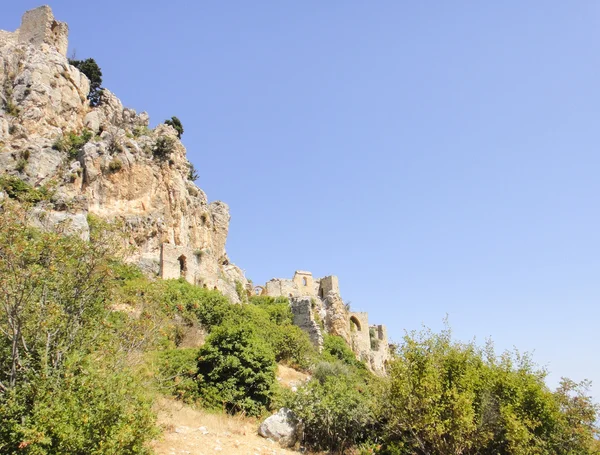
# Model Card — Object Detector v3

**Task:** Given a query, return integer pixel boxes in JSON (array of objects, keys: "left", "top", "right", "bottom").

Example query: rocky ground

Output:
[
  {"left": 150, "top": 398, "right": 300, "bottom": 455},
  {"left": 151, "top": 366, "right": 311, "bottom": 455}
]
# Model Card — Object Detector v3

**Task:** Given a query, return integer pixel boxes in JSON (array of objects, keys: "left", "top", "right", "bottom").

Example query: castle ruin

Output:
[{"left": 262, "top": 271, "right": 391, "bottom": 374}]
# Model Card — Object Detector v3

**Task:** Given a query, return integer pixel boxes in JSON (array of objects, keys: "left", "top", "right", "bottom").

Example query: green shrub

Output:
[
  {"left": 188, "top": 162, "right": 199, "bottom": 181},
  {"left": 153, "top": 136, "right": 176, "bottom": 160},
  {"left": 312, "top": 360, "right": 351, "bottom": 384},
  {"left": 0, "top": 358, "right": 157, "bottom": 454},
  {"left": 0, "top": 175, "right": 51, "bottom": 203},
  {"left": 153, "top": 348, "right": 199, "bottom": 403},
  {"left": 382, "top": 326, "right": 600, "bottom": 455},
  {"left": 108, "top": 158, "right": 123, "bottom": 173},
  {"left": 249, "top": 295, "right": 293, "bottom": 325},
  {"left": 132, "top": 125, "right": 151, "bottom": 138},
  {"left": 273, "top": 325, "right": 316, "bottom": 369},
  {"left": 286, "top": 375, "right": 378, "bottom": 452},
  {"left": 15, "top": 158, "right": 26, "bottom": 172},
  {"left": 164, "top": 116, "right": 184, "bottom": 138},
  {"left": 52, "top": 129, "right": 92, "bottom": 160},
  {"left": 196, "top": 324, "right": 276, "bottom": 416},
  {"left": 69, "top": 58, "right": 103, "bottom": 106},
  {"left": 0, "top": 205, "right": 157, "bottom": 453},
  {"left": 5, "top": 99, "right": 19, "bottom": 117},
  {"left": 225, "top": 301, "right": 316, "bottom": 369},
  {"left": 322, "top": 334, "right": 365, "bottom": 370},
  {"left": 160, "top": 279, "right": 232, "bottom": 329},
  {"left": 235, "top": 280, "right": 248, "bottom": 303}
]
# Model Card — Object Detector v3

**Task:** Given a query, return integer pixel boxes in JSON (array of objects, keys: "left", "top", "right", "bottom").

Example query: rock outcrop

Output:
[
  {"left": 258, "top": 408, "right": 301, "bottom": 448},
  {"left": 0, "top": 6, "right": 246, "bottom": 301}
]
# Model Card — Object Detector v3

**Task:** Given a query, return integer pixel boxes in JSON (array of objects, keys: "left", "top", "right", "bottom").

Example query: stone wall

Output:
[
  {"left": 349, "top": 312, "right": 371, "bottom": 362},
  {"left": 264, "top": 271, "right": 334, "bottom": 300},
  {"left": 265, "top": 271, "right": 391, "bottom": 374},
  {"left": 319, "top": 275, "right": 339, "bottom": 298},
  {"left": 290, "top": 297, "right": 323, "bottom": 350},
  {"left": 292, "top": 271, "right": 315, "bottom": 296},
  {"left": 18, "top": 6, "right": 68, "bottom": 56},
  {"left": 160, "top": 243, "right": 200, "bottom": 283},
  {"left": 369, "top": 324, "right": 390, "bottom": 372}
]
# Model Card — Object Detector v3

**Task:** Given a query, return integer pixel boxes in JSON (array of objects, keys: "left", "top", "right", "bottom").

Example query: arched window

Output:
[
  {"left": 178, "top": 255, "right": 187, "bottom": 277},
  {"left": 350, "top": 316, "right": 361, "bottom": 332},
  {"left": 302, "top": 277, "right": 308, "bottom": 286}
]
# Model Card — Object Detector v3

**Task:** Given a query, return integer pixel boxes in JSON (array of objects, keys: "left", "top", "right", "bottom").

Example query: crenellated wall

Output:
[{"left": 264, "top": 271, "right": 391, "bottom": 374}]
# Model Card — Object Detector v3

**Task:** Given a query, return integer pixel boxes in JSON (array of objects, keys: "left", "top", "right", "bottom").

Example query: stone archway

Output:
[{"left": 350, "top": 315, "right": 361, "bottom": 332}]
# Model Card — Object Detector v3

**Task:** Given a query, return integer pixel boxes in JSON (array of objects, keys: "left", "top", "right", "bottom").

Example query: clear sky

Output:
[{"left": 3, "top": 2, "right": 599, "bottom": 397}]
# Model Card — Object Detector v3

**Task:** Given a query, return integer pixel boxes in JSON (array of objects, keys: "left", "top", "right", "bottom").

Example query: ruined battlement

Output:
[
  {"left": 263, "top": 270, "right": 340, "bottom": 299},
  {"left": 264, "top": 271, "right": 391, "bottom": 374},
  {"left": 1, "top": 6, "right": 69, "bottom": 56}
]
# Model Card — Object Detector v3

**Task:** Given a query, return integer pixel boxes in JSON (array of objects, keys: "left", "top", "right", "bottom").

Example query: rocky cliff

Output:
[{"left": 0, "top": 6, "right": 246, "bottom": 301}]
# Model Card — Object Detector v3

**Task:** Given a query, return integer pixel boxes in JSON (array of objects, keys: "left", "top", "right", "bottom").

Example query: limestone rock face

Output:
[
  {"left": 0, "top": 6, "right": 246, "bottom": 301},
  {"left": 323, "top": 291, "right": 351, "bottom": 345},
  {"left": 258, "top": 408, "right": 301, "bottom": 448}
]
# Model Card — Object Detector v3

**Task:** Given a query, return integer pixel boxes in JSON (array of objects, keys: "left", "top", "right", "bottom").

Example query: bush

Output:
[
  {"left": 108, "top": 158, "right": 123, "bottom": 173},
  {"left": 0, "top": 204, "right": 157, "bottom": 453},
  {"left": 196, "top": 324, "right": 276, "bottom": 416},
  {"left": 0, "top": 357, "right": 156, "bottom": 454},
  {"left": 53, "top": 129, "right": 92, "bottom": 160},
  {"left": 382, "top": 326, "right": 600, "bottom": 455},
  {"left": 159, "top": 279, "right": 233, "bottom": 329},
  {"left": 0, "top": 175, "right": 52, "bottom": 203},
  {"left": 286, "top": 374, "right": 378, "bottom": 452},
  {"left": 153, "top": 348, "right": 199, "bottom": 403},
  {"left": 188, "top": 162, "right": 199, "bottom": 181},
  {"left": 273, "top": 325, "right": 316, "bottom": 369},
  {"left": 164, "top": 116, "right": 184, "bottom": 138},
  {"left": 153, "top": 136, "right": 176, "bottom": 160},
  {"left": 322, "top": 334, "right": 365, "bottom": 370},
  {"left": 312, "top": 360, "right": 351, "bottom": 384},
  {"left": 69, "top": 58, "right": 103, "bottom": 106},
  {"left": 227, "top": 300, "right": 316, "bottom": 369}
]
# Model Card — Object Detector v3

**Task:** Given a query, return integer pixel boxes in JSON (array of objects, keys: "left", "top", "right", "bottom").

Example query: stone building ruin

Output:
[{"left": 262, "top": 271, "right": 391, "bottom": 374}]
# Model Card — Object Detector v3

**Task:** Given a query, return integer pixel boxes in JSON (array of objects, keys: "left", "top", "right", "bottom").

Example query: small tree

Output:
[
  {"left": 165, "top": 116, "right": 184, "bottom": 139},
  {"left": 188, "top": 162, "right": 199, "bottom": 181},
  {"left": 196, "top": 324, "right": 276, "bottom": 416},
  {"left": 69, "top": 58, "right": 103, "bottom": 106}
]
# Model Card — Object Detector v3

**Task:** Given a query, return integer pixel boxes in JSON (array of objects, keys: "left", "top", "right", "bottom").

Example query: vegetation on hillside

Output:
[
  {"left": 69, "top": 58, "right": 103, "bottom": 106},
  {"left": 0, "top": 200, "right": 598, "bottom": 454},
  {"left": 164, "top": 116, "right": 184, "bottom": 139}
]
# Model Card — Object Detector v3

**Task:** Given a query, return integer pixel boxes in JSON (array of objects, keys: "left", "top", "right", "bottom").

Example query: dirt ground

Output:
[
  {"left": 150, "top": 397, "right": 301, "bottom": 455},
  {"left": 150, "top": 365, "right": 312, "bottom": 455}
]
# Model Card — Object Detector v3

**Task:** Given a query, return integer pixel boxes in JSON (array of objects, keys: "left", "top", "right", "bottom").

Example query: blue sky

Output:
[{"left": 3, "top": 2, "right": 600, "bottom": 396}]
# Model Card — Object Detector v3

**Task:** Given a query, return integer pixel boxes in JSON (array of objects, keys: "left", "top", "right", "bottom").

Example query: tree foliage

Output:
[
  {"left": 196, "top": 324, "right": 276, "bottom": 416},
  {"left": 382, "top": 325, "right": 600, "bottom": 455},
  {"left": 69, "top": 58, "right": 103, "bottom": 106},
  {"left": 0, "top": 202, "right": 156, "bottom": 453},
  {"left": 165, "top": 116, "right": 184, "bottom": 138}
]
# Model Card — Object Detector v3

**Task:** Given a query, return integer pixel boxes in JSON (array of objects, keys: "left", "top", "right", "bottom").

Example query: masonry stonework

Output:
[
  {"left": 264, "top": 271, "right": 391, "bottom": 374},
  {"left": 290, "top": 297, "right": 323, "bottom": 350},
  {"left": 18, "top": 6, "right": 69, "bottom": 56}
]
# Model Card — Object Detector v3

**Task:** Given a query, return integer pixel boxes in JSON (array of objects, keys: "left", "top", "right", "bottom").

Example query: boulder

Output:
[{"left": 258, "top": 408, "right": 300, "bottom": 448}]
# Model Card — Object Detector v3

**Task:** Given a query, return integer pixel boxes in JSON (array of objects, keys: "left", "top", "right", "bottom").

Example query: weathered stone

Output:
[
  {"left": 18, "top": 6, "right": 69, "bottom": 56},
  {"left": 258, "top": 408, "right": 300, "bottom": 448},
  {"left": 0, "top": 6, "right": 247, "bottom": 302},
  {"left": 324, "top": 291, "right": 351, "bottom": 345},
  {"left": 265, "top": 271, "right": 390, "bottom": 375},
  {"left": 290, "top": 297, "right": 323, "bottom": 350}
]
